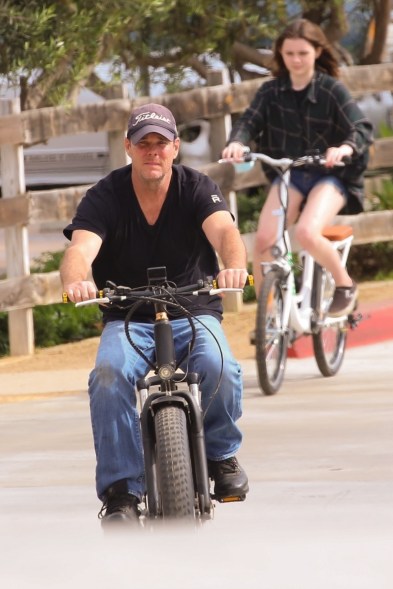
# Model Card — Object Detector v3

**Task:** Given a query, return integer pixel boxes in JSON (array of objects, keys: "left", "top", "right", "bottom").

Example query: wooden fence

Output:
[{"left": 1, "top": 64, "right": 393, "bottom": 355}]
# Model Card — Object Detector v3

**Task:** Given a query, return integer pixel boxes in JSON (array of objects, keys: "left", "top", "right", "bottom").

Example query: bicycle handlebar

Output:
[
  {"left": 74, "top": 287, "right": 245, "bottom": 308},
  {"left": 219, "top": 150, "right": 348, "bottom": 170},
  {"left": 63, "top": 275, "right": 254, "bottom": 308}
]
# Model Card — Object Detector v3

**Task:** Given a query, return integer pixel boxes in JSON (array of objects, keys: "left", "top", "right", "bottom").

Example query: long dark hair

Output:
[{"left": 272, "top": 19, "right": 339, "bottom": 78}]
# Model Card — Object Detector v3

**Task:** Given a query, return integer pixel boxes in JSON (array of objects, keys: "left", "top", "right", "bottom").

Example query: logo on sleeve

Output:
[{"left": 211, "top": 194, "right": 222, "bottom": 203}]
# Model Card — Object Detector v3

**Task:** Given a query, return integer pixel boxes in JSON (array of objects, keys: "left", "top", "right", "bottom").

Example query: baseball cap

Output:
[{"left": 127, "top": 103, "right": 178, "bottom": 144}]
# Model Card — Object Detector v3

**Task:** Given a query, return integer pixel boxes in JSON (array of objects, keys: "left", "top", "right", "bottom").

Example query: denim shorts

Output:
[{"left": 273, "top": 169, "right": 350, "bottom": 204}]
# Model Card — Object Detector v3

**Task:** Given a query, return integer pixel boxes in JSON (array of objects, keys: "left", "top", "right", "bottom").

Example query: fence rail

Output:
[{"left": 1, "top": 63, "right": 393, "bottom": 354}]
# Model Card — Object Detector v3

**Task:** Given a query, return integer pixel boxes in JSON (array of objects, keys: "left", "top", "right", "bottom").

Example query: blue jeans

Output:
[{"left": 88, "top": 315, "right": 243, "bottom": 500}]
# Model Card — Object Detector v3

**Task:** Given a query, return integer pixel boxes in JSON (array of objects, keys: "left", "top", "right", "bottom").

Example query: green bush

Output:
[
  {"left": 32, "top": 303, "right": 102, "bottom": 349},
  {"left": 31, "top": 250, "right": 64, "bottom": 273},
  {"left": 0, "top": 250, "right": 102, "bottom": 357},
  {"left": 237, "top": 187, "right": 266, "bottom": 234},
  {"left": 372, "top": 178, "right": 393, "bottom": 211},
  {"left": 347, "top": 241, "right": 393, "bottom": 281},
  {"left": 377, "top": 122, "right": 393, "bottom": 138}
]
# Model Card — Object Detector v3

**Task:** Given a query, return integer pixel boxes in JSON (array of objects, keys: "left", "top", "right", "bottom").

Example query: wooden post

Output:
[
  {"left": 0, "top": 99, "right": 34, "bottom": 355},
  {"left": 206, "top": 69, "right": 242, "bottom": 312},
  {"left": 206, "top": 68, "right": 233, "bottom": 160},
  {"left": 105, "top": 84, "right": 130, "bottom": 170}
]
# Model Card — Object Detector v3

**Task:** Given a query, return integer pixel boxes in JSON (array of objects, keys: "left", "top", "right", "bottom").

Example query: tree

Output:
[
  {"left": 0, "top": 0, "right": 388, "bottom": 110},
  {"left": 358, "top": 0, "right": 391, "bottom": 64},
  {"left": 299, "top": 0, "right": 353, "bottom": 63},
  {"left": 1, "top": 0, "right": 306, "bottom": 108},
  {"left": 0, "top": 0, "right": 288, "bottom": 108},
  {"left": 0, "top": 0, "right": 143, "bottom": 109}
]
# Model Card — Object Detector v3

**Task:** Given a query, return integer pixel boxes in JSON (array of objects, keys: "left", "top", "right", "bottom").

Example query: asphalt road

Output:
[{"left": 0, "top": 339, "right": 392, "bottom": 588}]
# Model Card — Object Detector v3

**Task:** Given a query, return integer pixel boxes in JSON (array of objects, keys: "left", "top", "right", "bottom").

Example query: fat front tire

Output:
[
  {"left": 155, "top": 405, "right": 195, "bottom": 519},
  {"left": 255, "top": 270, "right": 288, "bottom": 395},
  {"left": 312, "top": 264, "right": 347, "bottom": 376}
]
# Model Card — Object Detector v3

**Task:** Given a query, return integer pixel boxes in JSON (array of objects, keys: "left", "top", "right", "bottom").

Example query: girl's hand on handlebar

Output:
[
  {"left": 63, "top": 280, "right": 97, "bottom": 303},
  {"left": 217, "top": 268, "right": 250, "bottom": 289},
  {"left": 221, "top": 142, "right": 248, "bottom": 162},
  {"left": 324, "top": 144, "right": 353, "bottom": 168}
]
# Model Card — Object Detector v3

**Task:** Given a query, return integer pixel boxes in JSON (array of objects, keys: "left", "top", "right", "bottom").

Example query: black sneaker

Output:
[
  {"left": 98, "top": 480, "right": 140, "bottom": 527},
  {"left": 328, "top": 281, "right": 358, "bottom": 318},
  {"left": 208, "top": 457, "right": 249, "bottom": 501}
]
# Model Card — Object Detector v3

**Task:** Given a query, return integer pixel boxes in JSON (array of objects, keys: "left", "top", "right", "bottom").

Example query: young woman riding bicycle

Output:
[{"left": 222, "top": 18, "right": 373, "bottom": 318}]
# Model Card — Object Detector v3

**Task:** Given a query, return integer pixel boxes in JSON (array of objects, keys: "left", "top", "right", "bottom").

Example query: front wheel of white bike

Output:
[
  {"left": 312, "top": 263, "right": 347, "bottom": 376},
  {"left": 255, "top": 270, "right": 289, "bottom": 395}
]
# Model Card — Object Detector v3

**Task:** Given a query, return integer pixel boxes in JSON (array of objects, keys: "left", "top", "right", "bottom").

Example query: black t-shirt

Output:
[{"left": 64, "top": 164, "right": 232, "bottom": 323}]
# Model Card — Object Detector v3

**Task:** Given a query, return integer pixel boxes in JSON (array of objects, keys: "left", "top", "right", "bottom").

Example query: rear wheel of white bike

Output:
[
  {"left": 312, "top": 263, "right": 347, "bottom": 376},
  {"left": 255, "top": 270, "right": 288, "bottom": 395},
  {"left": 155, "top": 405, "right": 195, "bottom": 519}
]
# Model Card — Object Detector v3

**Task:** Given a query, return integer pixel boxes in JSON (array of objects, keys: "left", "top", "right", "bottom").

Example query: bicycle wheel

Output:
[
  {"left": 312, "top": 263, "right": 347, "bottom": 376},
  {"left": 155, "top": 405, "right": 195, "bottom": 519},
  {"left": 255, "top": 269, "right": 288, "bottom": 395}
]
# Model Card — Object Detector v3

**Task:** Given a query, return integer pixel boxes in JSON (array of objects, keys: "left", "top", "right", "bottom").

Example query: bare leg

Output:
[
  {"left": 294, "top": 181, "right": 352, "bottom": 286},
  {"left": 253, "top": 183, "right": 303, "bottom": 294}
]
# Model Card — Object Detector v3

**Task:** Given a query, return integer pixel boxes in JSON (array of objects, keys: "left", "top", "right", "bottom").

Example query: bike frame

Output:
[
  {"left": 128, "top": 267, "right": 214, "bottom": 519},
  {"left": 218, "top": 150, "right": 360, "bottom": 395},
  {"left": 135, "top": 295, "right": 212, "bottom": 519},
  {"left": 138, "top": 380, "right": 212, "bottom": 518},
  {"left": 258, "top": 158, "right": 354, "bottom": 338}
]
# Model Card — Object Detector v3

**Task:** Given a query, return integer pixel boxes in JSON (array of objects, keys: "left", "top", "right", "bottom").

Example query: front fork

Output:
[{"left": 137, "top": 373, "right": 213, "bottom": 519}]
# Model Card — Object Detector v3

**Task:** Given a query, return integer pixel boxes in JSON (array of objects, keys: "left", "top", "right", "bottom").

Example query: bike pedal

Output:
[
  {"left": 213, "top": 494, "right": 246, "bottom": 503},
  {"left": 348, "top": 311, "right": 363, "bottom": 328}
]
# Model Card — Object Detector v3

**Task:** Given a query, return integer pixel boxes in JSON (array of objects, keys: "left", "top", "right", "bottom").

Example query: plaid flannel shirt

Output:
[{"left": 228, "top": 71, "right": 374, "bottom": 214}]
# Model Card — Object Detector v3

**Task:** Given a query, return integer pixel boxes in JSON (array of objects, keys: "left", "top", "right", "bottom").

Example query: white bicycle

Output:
[{"left": 221, "top": 150, "right": 361, "bottom": 395}]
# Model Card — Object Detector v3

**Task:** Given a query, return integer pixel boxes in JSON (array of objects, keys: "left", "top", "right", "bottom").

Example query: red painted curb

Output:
[{"left": 288, "top": 302, "right": 393, "bottom": 359}]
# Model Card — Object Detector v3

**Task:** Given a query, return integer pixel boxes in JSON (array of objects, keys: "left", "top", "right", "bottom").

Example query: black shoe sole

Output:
[{"left": 211, "top": 482, "right": 249, "bottom": 503}]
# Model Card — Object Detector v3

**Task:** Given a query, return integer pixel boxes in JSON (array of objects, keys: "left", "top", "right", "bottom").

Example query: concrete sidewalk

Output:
[{"left": 0, "top": 368, "right": 91, "bottom": 403}]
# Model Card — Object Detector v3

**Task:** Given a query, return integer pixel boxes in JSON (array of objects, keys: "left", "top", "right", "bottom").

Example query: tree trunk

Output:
[{"left": 360, "top": 0, "right": 391, "bottom": 64}]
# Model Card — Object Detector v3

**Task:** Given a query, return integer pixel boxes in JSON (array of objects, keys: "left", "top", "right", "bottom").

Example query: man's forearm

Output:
[
  {"left": 60, "top": 246, "right": 91, "bottom": 287},
  {"left": 218, "top": 226, "right": 247, "bottom": 269}
]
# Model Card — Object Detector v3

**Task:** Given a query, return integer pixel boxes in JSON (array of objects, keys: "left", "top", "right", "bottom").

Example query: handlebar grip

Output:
[
  {"left": 62, "top": 290, "right": 105, "bottom": 303},
  {"left": 211, "top": 274, "right": 254, "bottom": 289}
]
